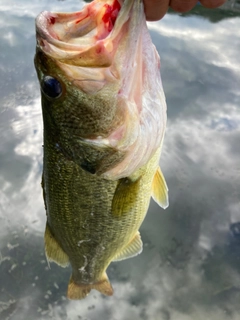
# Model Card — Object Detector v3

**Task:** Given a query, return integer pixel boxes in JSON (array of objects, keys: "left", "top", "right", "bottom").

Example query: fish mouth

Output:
[
  {"left": 35, "top": 0, "right": 167, "bottom": 180},
  {"left": 35, "top": 0, "right": 134, "bottom": 67}
]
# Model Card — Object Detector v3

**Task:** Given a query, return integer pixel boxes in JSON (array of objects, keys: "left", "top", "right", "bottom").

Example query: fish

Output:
[{"left": 34, "top": 0, "right": 168, "bottom": 300}]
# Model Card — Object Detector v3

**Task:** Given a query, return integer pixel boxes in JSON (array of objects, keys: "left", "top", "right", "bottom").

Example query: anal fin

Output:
[
  {"left": 44, "top": 223, "right": 69, "bottom": 267},
  {"left": 152, "top": 167, "right": 169, "bottom": 209},
  {"left": 67, "top": 272, "right": 113, "bottom": 300},
  {"left": 113, "top": 231, "right": 143, "bottom": 261}
]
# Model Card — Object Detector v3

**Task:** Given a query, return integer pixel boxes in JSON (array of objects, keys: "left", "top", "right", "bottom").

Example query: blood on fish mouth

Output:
[
  {"left": 101, "top": 0, "right": 121, "bottom": 32},
  {"left": 42, "top": 0, "right": 121, "bottom": 44}
]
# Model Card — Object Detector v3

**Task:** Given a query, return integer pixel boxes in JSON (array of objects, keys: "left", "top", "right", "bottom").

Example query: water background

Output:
[{"left": 1, "top": 1, "right": 240, "bottom": 319}]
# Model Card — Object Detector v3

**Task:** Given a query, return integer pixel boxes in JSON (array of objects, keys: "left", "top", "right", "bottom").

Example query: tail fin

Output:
[{"left": 67, "top": 272, "right": 113, "bottom": 300}]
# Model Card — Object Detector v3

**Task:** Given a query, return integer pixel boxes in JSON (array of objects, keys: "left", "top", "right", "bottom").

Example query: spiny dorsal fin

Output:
[
  {"left": 44, "top": 223, "right": 69, "bottom": 267},
  {"left": 152, "top": 167, "right": 169, "bottom": 209},
  {"left": 113, "top": 231, "right": 143, "bottom": 261},
  {"left": 67, "top": 272, "right": 113, "bottom": 300}
]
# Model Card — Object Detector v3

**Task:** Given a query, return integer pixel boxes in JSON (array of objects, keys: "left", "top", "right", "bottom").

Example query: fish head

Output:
[
  {"left": 34, "top": 0, "right": 124, "bottom": 139},
  {"left": 34, "top": 0, "right": 167, "bottom": 179}
]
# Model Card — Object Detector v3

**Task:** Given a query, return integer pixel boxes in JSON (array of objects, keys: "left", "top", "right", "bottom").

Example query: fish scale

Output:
[{"left": 44, "top": 119, "right": 162, "bottom": 290}]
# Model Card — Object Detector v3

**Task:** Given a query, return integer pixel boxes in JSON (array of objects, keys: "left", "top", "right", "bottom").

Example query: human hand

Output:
[{"left": 143, "top": 0, "right": 227, "bottom": 21}]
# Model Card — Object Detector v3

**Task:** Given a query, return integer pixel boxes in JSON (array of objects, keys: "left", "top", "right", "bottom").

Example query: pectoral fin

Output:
[
  {"left": 112, "top": 177, "right": 141, "bottom": 217},
  {"left": 67, "top": 272, "right": 113, "bottom": 300},
  {"left": 44, "top": 223, "right": 69, "bottom": 267},
  {"left": 113, "top": 231, "right": 143, "bottom": 261},
  {"left": 152, "top": 167, "right": 169, "bottom": 209}
]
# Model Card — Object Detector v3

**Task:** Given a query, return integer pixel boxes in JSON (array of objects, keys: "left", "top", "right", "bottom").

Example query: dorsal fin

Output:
[
  {"left": 152, "top": 167, "right": 169, "bottom": 209},
  {"left": 113, "top": 231, "right": 143, "bottom": 261}
]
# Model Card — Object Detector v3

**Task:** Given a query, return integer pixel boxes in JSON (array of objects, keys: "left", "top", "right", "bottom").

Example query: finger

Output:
[
  {"left": 169, "top": 0, "right": 198, "bottom": 13},
  {"left": 143, "top": 0, "right": 170, "bottom": 21},
  {"left": 200, "top": 0, "right": 226, "bottom": 8}
]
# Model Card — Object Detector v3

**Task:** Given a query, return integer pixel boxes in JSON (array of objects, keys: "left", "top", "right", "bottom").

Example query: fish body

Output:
[{"left": 35, "top": 0, "right": 168, "bottom": 299}]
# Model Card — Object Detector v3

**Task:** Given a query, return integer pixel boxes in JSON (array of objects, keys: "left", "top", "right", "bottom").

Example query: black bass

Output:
[{"left": 34, "top": 0, "right": 168, "bottom": 299}]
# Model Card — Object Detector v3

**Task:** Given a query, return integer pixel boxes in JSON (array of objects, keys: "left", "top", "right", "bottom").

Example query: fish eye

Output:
[{"left": 41, "top": 76, "right": 62, "bottom": 99}]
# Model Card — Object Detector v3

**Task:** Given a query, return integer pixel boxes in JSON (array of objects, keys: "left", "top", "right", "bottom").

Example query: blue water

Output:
[{"left": 1, "top": 1, "right": 240, "bottom": 319}]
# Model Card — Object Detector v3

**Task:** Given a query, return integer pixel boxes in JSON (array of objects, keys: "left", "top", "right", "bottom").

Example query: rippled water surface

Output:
[{"left": 1, "top": 1, "right": 240, "bottom": 319}]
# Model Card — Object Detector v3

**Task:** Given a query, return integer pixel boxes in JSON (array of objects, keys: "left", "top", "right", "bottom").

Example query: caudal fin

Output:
[{"left": 67, "top": 272, "right": 113, "bottom": 300}]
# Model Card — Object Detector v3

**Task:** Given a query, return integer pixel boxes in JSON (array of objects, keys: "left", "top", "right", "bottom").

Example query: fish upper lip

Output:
[{"left": 36, "top": 10, "right": 95, "bottom": 52}]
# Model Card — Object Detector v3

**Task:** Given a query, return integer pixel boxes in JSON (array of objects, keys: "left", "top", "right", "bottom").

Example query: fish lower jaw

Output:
[{"left": 35, "top": 0, "right": 129, "bottom": 68}]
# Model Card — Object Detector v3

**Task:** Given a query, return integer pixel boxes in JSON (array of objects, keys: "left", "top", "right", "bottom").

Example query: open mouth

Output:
[
  {"left": 35, "top": 0, "right": 166, "bottom": 180},
  {"left": 35, "top": 0, "right": 134, "bottom": 67}
]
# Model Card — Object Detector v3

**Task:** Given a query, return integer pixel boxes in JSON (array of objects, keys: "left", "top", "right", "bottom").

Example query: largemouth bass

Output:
[{"left": 34, "top": 0, "right": 168, "bottom": 299}]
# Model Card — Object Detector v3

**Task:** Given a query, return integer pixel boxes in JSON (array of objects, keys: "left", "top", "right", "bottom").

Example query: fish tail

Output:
[{"left": 67, "top": 273, "right": 113, "bottom": 300}]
